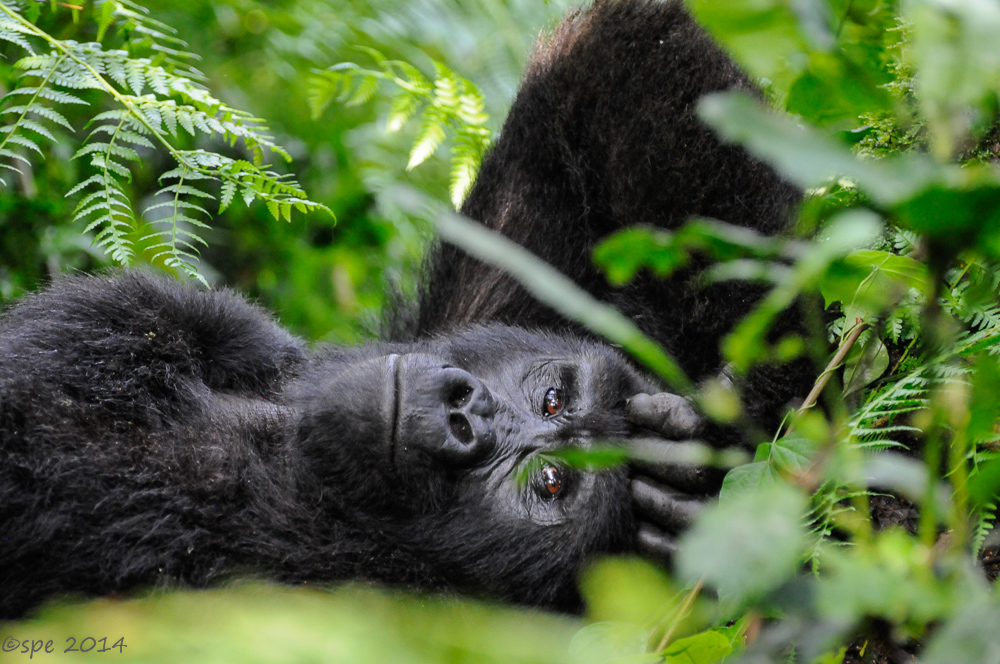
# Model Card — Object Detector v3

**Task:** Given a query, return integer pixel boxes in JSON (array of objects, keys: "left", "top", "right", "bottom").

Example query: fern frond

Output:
[
  {"left": 407, "top": 106, "right": 446, "bottom": 170},
  {"left": 973, "top": 501, "right": 997, "bottom": 554},
  {"left": 143, "top": 165, "right": 210, "bottom": 284},
  {"left": 0, "top": 0, "right": 328, "bottom": 278},
  {"left": 450, "top": 125, "right": 490, "bottom": 207},
  {"left": 311, "top": 49, "right": 493, "bottom": 208}
]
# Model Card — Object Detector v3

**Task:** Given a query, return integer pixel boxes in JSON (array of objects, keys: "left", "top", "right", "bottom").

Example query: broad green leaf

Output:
[
  {"left": 894, "top": 182, "right": 1000, "bottom": 257},
  {"left": 820, "top": 249, "right": 930, "bottom": 322},
  {"left": 569, "top": 623, "right": 655, "bottom": 664},
  {"left": 768, "top": 435, "right": 820, "bottom": 474},
  {"left": 785, "top": 49, "right": 894, "bottom": 128},
  {"left": 387, "top": 186, "right": 693, "bottom": 392},
  {"left": 723, "top": 210, "right": 882, "bottom": 370},
  {"left": 816, "top": 530, "right": 962, "bottom": 626},
  {"left": 920, "top": 598, "right": 1000, "bottom": 664},
  {"left": 677, "top": 483, "right": 808, "bottom": 606},
  {"left": 662, "top": 630, "right": 732, "bottom": 664},
  {"left": 580, "top": 558, "right": 679, "bottom": 626},
  {"left": 687, "top": 0, "right": 809, "bottom": 97},
  {"left": 719, "top": 461, "right": 778, "bottom": 502},
  {"left": 843, "top": 336, "right": 890, "bottom": 397},
  {"left": 676, "top": 217, "right": 790, "bottom": 260},
  {"left": 593, "top": 226, "right": 688, "bottom": 285},
  {"left": 697, "top": 91, "right": 944, "bottom": 206}
]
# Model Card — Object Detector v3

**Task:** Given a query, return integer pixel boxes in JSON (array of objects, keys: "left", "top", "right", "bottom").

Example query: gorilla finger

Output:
[
  {"left": 627, "top": 392, "right": 704, "bottom": 439},
  {"left": 627, "top": 439, "right": 726, "bottom": 494},
  {"left": 637, "top": 522, "right": 678, "bottom": 565},
  {"left": 631, "top": 475, "right": 708, "bottom": 532}
]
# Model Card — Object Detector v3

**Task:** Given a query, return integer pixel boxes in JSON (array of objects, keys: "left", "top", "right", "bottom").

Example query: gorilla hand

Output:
[{"left": 626, "top": 392, "right": 725, "bottom": 563}]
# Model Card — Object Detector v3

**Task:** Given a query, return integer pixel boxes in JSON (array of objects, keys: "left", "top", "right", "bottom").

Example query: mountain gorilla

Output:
[{"left": 0, "top": 0, "right": 802, "bottom": 618}]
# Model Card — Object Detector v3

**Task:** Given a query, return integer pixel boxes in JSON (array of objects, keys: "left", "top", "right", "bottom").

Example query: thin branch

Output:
[{"left": 799, "top": 320, "right": 870, "bottom": 414}]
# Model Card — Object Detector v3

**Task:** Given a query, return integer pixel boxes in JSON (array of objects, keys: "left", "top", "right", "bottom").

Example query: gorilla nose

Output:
[{"left": 396, "top": 354, "right": 496, "bottom": 466}]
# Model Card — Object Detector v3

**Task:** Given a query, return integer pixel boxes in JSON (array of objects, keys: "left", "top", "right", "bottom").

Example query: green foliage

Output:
[
  {"left": 0, "top": 0, "right": 327, "bottom": 283},
  {"left": 388, "top": 0, "right": 1000, "bottom": 658},
  {"left": 310, "top": 49, "right": 491, "bottom": 208},
  {"left": 0, "top": 583, "right": 580, "bottom": 664},
  {"left": 575, "top": 0, "right": 1000, "bottom": 658},
  {"left": 14, "top": 0, "right": 1000, "bottom": 660}
]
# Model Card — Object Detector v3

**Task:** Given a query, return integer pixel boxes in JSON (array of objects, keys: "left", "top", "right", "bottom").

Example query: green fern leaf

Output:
[
  {"left": 126, "top": 60, "right": 146, "bottom": 95},
  {"left": 146, "top": 67, "right": 170, "bottom": 96},
  {"left": 5, "top": 133, "right": 41, "bottom": 155},
  {"left": 241, "top": 185, "right": 256, "bottom": 207},
  {"left": 407, "top": 107, "right": 446, "bottom": 170},
  {"left": 87, "top": 109, "right": 128, "bottom": 124},
  {"left": 88, "top": 154, "right": 133, "bottom": 179},
  {"left": 158, "top": 183, "right": 214, "bottom": 198},
  {"left": 0, "top": 28, "right": 34, "bottom": 53},
  {"left": 140, "top": 104, "right": 163, "bottom": 131},
  {"left": 307, "top": 73, "right": 341, "bottom": 119},
  {"left": 35, "top": 88, "right": 88, "bottom": 105},
  {"left": 160, "top": 104, "right": 178, "bottom": 136},
  {"left": 0, "top": 147, "right": 32, "bottom": 166},
  {"left": 105, "top": 53, "right": 128, "bottom": 90},
  {"left": 387, "top": 91, "right": 419, "bottom": 133},
  {"left": 432, "top": 63, "right": 459, "bottom": 108},
  {"left": 2, "top": 119, "right": 54, "bottom": 142},
  {"left": 177, "top": 109, "right": 196, "bottom": 135},
  {"left": 66, "top": 174, "right": 107, "bottom": 197},
  {"left": 145, "top": 199, "right": 210, "bottom": 215},
  {"left": 396, "top": 61, "right": 430, "bottom": 93},
  {"left": 7, "top": 105, "right": 73, "bottom": 131},
  {"left": 219, "top": 179, "right": 236, "bottom": 212},
  {"left": 346, "top": 74, "right": 379, "bottom": 107}
]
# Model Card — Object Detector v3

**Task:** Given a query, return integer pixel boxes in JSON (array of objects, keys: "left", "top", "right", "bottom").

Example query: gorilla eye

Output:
[
  {"left": 543, "top": 388, "right": 564, "bottom": 417},
  {"left": 541, "top": 464, "right": 563, "bottom": 496}
]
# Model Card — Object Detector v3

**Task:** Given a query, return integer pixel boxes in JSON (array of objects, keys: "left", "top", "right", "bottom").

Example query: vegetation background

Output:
[{"left": 5, "top": 0, "right": 1000, "bottom": 662}]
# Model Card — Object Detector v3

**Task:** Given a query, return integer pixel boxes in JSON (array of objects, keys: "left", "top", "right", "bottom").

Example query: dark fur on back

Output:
[{"left": 415, "top": 0, "right": 805, "bottom": 427}]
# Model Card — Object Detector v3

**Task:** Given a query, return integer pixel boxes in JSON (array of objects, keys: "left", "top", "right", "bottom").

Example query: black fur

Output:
[
  {"left": 0, "top": 0, "right": 803, "bottom": 618},
  {"left": 415, "top": 0, "right": 804, "bottom": 429}
]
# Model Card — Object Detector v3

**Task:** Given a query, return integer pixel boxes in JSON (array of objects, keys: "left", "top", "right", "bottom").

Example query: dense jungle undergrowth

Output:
[{"left": 4, "top": 0, "right": 1000, "bottom": 662}]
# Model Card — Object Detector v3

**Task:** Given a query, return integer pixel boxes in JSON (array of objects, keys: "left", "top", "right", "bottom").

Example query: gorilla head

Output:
[{"left": 290, "top": 325, "right": 658, "bottom": 607}]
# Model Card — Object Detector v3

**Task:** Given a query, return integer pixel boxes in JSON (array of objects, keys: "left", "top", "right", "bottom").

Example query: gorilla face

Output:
[
  {"left": 298, "top": 326, "right": 655, "bottom": 560},
  {"left": 294, "top": 325, "right": 655, "bottom": 603}
]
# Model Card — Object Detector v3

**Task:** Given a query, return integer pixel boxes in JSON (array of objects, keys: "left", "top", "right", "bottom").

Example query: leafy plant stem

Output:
[
  {"left": 798, "top": 321, "right": 870, "bottom": 415},
  {"left": 890, "top": 334, "right": 919, "bottom": 374},
  {"left": 97, "top": 114, "right": 131, "bottom": 256},
  {"left": 0, "top": 4, "right": 206, "bottom": 179},
  {"left": 654, "top": 577, "right": 704, "bottom": 652},
  {"left": 920, "top": 430, "right": 942, "bottom": 552},
  {"left": 0, "top": 6, "right": 163, "bottom": 142},
  {"left": 949, "top": 417, "right": 971, "bottom": 550}
]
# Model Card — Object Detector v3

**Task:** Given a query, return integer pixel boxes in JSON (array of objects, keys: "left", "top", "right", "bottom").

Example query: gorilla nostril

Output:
[
  {"left": 448, "top": 383, "right": 474, "bottom": 408},
  {"left": 449, "top": 413, "right": 474, "bottom": 444}
]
